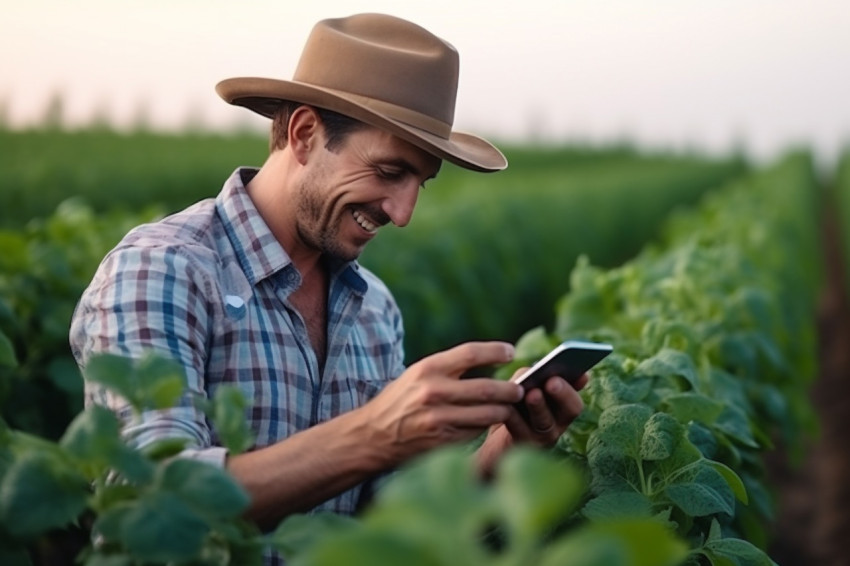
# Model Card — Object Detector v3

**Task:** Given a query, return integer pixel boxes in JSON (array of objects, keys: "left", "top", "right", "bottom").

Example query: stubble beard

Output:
[{"left": 294, "top": 171, "right": 359, "bottom": 263}]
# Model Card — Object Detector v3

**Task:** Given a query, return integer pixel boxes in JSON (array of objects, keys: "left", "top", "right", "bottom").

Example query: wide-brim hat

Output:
[{"left": 216, "top": 13, "right": 507, "bottom": 172}]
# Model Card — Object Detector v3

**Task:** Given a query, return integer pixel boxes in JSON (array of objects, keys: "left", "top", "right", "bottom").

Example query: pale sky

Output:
[{"left": 3, "top": 0, "right": 849, "bottom": 164}]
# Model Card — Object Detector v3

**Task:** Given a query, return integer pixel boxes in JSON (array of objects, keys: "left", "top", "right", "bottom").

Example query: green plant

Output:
[
  {"left": 0, "top": 352, "right": 262, "bottom": 565},
  {"left": 494, "top": 152, "right": 820, "bottom": 564},
  {"left": 270, "top": 446, "right": 689, "bottom": 566},
  {"left": 0, "top": 199, "right": 161, "bottom": 440}
]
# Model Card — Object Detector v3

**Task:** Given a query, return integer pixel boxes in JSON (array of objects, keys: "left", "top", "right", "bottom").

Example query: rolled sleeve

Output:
[{"left": 70, "top": 242, "right": 216, "bottom": 453}]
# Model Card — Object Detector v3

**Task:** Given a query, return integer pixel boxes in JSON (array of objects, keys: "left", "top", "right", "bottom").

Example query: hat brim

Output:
[{"left": 216, "top": 77, "right": 507, "bottom": 173}]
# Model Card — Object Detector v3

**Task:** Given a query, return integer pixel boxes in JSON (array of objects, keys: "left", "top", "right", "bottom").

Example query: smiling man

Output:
[{"left": 69, "top": 12, "right": 587, "bottom": 553}]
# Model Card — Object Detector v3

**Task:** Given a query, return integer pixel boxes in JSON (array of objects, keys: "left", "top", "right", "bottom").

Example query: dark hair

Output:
[{"left": 270, "top": 102, "right": 365, "bottom": 153}]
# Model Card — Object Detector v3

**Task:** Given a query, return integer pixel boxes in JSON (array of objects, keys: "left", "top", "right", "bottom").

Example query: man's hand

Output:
[
  {"left": 476, "top": 368, "right": 588, "bottom": 477},
  {"left": 351, "top": 341, "right": 524, "bottom": 468}
]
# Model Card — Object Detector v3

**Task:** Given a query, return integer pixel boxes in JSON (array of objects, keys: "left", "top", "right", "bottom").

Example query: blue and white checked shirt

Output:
[{"left": 70, "top": 167, "right": 406, "bottom": 517}]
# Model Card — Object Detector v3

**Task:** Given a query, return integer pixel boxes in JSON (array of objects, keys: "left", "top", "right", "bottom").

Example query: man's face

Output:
[{"left": 293, "top": 125, "right": 442, "bottom": 262}]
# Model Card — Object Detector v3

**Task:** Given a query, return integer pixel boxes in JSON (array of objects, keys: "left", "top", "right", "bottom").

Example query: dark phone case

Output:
[{"left": 514, "top": 341, "right": 612, "bottom": 421}]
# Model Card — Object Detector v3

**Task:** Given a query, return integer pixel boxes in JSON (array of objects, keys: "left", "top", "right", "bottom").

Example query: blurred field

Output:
[
  {"left": 0, "top": 128, "right": 269, "bottom": 228},
  {"left": 0, "top": 127, "right": 747, "bottom": 364}
]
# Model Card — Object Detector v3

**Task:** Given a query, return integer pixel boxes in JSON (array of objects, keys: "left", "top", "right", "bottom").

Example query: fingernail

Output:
[
  {"left": 549, "top": 378, "right": 563, "bottom": 393},
  {"left": 503, "top": 344, "right": 515, "bottom": 360}
]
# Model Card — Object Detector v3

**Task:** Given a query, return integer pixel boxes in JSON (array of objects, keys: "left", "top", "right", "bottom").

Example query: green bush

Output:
[
  {"left": 495, "top": 152, "right": 820, "bottom": 563},
  {"left": 0, "top": 201, "right": 162, "bottom": 439}
]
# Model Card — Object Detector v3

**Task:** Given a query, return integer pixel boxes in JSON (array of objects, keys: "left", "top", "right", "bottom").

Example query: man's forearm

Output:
[{"left": 226, "top": 407, "right": 390, "bottom": 529}]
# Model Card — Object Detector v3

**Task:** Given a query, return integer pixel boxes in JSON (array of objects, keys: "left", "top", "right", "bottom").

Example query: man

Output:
[{"left": 70, "top": 13, "right": 586, "bottom": 531}]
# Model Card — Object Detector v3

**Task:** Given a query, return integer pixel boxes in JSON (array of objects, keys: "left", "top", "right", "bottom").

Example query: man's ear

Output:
[{"left": 287, "top": 106, "right": 322, "bottom": 165}]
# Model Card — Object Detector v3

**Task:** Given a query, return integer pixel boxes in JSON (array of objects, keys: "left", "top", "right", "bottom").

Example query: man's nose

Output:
[{"left": 382, "top": 181, "right": 420, "bottom": 227}]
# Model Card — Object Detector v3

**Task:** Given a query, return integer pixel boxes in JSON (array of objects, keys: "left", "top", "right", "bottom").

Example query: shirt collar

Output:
[{"left": 216, "top": 167, "right": 367, "bottom": 295}]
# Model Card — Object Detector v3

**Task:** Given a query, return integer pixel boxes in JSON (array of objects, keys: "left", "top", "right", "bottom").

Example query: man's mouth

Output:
[{"left": 352, "top": 210, "right": 378, "bottom": 234}]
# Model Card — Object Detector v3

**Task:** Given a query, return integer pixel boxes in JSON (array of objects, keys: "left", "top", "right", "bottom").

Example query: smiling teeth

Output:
[{"left": 352, "top": 211, "right": 378, "bottom": 233}]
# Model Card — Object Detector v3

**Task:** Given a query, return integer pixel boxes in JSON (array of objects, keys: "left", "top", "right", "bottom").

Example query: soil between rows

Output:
[{"left": 767, "top": 197, "right": 850, "bottom": 565}]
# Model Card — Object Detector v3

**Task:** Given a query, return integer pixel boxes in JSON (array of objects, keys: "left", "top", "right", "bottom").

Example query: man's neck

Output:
[{"left": 246, "top": 151, "right": 324, "bottom": 278}]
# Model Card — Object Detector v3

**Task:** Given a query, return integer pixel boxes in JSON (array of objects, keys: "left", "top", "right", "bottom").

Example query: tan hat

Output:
[{"left": 216, "top": 13, "right": 507, "bottom": 172}]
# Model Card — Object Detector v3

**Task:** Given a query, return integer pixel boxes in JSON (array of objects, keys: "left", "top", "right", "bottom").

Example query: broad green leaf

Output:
[
  {"left": 641, "top": 320, "right": 699, "bottom": 357},
  {"left": 663, "top": 393, "right": 725, "bottom": 425},
  {"left": 207, "top": 385, "right": 254, "bottom": 454},
  {"left": 592, "top": 404, "right": 653, "bottom": 460},
  {"left": 589, "top": 374, "right": 653, "bottom": 411},
  {"left": 84, "top": 353, "right": 187, "bottom": 413},
  {"left": 135, "top": 355, "right": 187, "bottom": 409},
  {"left": 90, "top": 483, "right": 139, "bottom": 512},
  {"left": 635, "top": 349, "right": 699, "bottom": 391},
  {"left": 664, "top": 462, "right": 735, "bottom": 517},
  {"left": 83, "top": 354, "right": 136, "bottom": 406},
  {"left": 60, "top": 405, "right": 122, "bottom": 462},
  {"left": 156, "top": 458, "right": 250, "bottom": 519},
  {"left": 292, "top": 528, "right": 442, "bottom": 566},
  {"left": 514, "top": 326, "right": 556, "bottom": 360},
  {"left": 715, "top": 406, "right": 760, "bottom": 449},
  {"left": 586, "top": 444, "right": 637, "bottom": 494},
  {"left": 640, "top": 412, "right": 682, "bottom": 461},
  {"left": 0, "top": 453, "right": 89, "bottom": 537},
  {"left": 119, "top": 492, "right": 210, "bottom": 562},
  {"left": 539, "top": 533, "right": 629, "bottom": 566},
  {"left": 495, "top": 447, "right": 586, "bottom": 544},
  {"left": 687, "top": 422, "right": 719, "bottom": 459},
  {"left": 60, "top": 405, "right": 154, "bottom": 484},
  {"left": 704, "top": 536, "right": 777, "bottom": 566},
  {"left": 268, "top": 512, "right": 360, "bottom": 560},
  {"left": 373, "top": 446, "right": 480, "bottom": 515},
  {"left": 368, "top": 446, "right": 489, "bottom": 552},
  {"left": 707, "top": 460, "right": 748, "bottom": 504},
  {"left": 539, "top": 519, "right": 688, "bottom": 566},
  {"left": 92, "top": 503, "right": 133, "bottom": 542}
]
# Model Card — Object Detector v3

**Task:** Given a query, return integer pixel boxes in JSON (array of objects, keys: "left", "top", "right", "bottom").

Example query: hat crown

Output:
[{"left": 292, "top": 13, "right": 459, "bottom": 129}]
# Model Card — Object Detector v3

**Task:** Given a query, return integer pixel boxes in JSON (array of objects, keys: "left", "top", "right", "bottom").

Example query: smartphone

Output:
[{"left": 514, "top": 340, "right": 613, "bottom": 393}]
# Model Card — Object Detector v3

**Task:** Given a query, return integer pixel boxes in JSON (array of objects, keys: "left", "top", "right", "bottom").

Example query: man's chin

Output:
[{"left": 322, "top": 243, "right": 364, "bottom": 264}]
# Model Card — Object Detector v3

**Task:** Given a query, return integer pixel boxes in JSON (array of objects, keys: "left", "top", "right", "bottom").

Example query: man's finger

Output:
[
  {"left": 438, "top": 377, "right": 523, "bottom": 406},
  {"left": 522, "top": 387, "right": 557, "bottom": 433},
  {"left": 543, "top": 376, "right": 585, "bottom": 424},
  {"left": 419, "top": 341, "right": 515, "bottom": 378}
]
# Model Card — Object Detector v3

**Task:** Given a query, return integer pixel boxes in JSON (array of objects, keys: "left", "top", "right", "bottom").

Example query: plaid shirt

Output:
[{"left": 70, "top": 167, "right": 406, "bottom": 520}]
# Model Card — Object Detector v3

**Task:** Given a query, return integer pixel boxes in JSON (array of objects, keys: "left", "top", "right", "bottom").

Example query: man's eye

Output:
[{"left": 377, "top": 168, "right": 404, "bottom": 180}]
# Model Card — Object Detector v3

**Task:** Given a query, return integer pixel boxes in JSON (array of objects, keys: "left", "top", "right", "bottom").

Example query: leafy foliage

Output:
[
  {"left": 271, "top": 447, "right": 689, "bottom": 566},
  {"left": 496, "top": 151, "right": 820, "bottom": 563},
  {"left": 0, "top": 200, "right": 161, "bottom": 439},
  {"left": 0, "top": 354, "right": 260, "bottom": 565}
]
